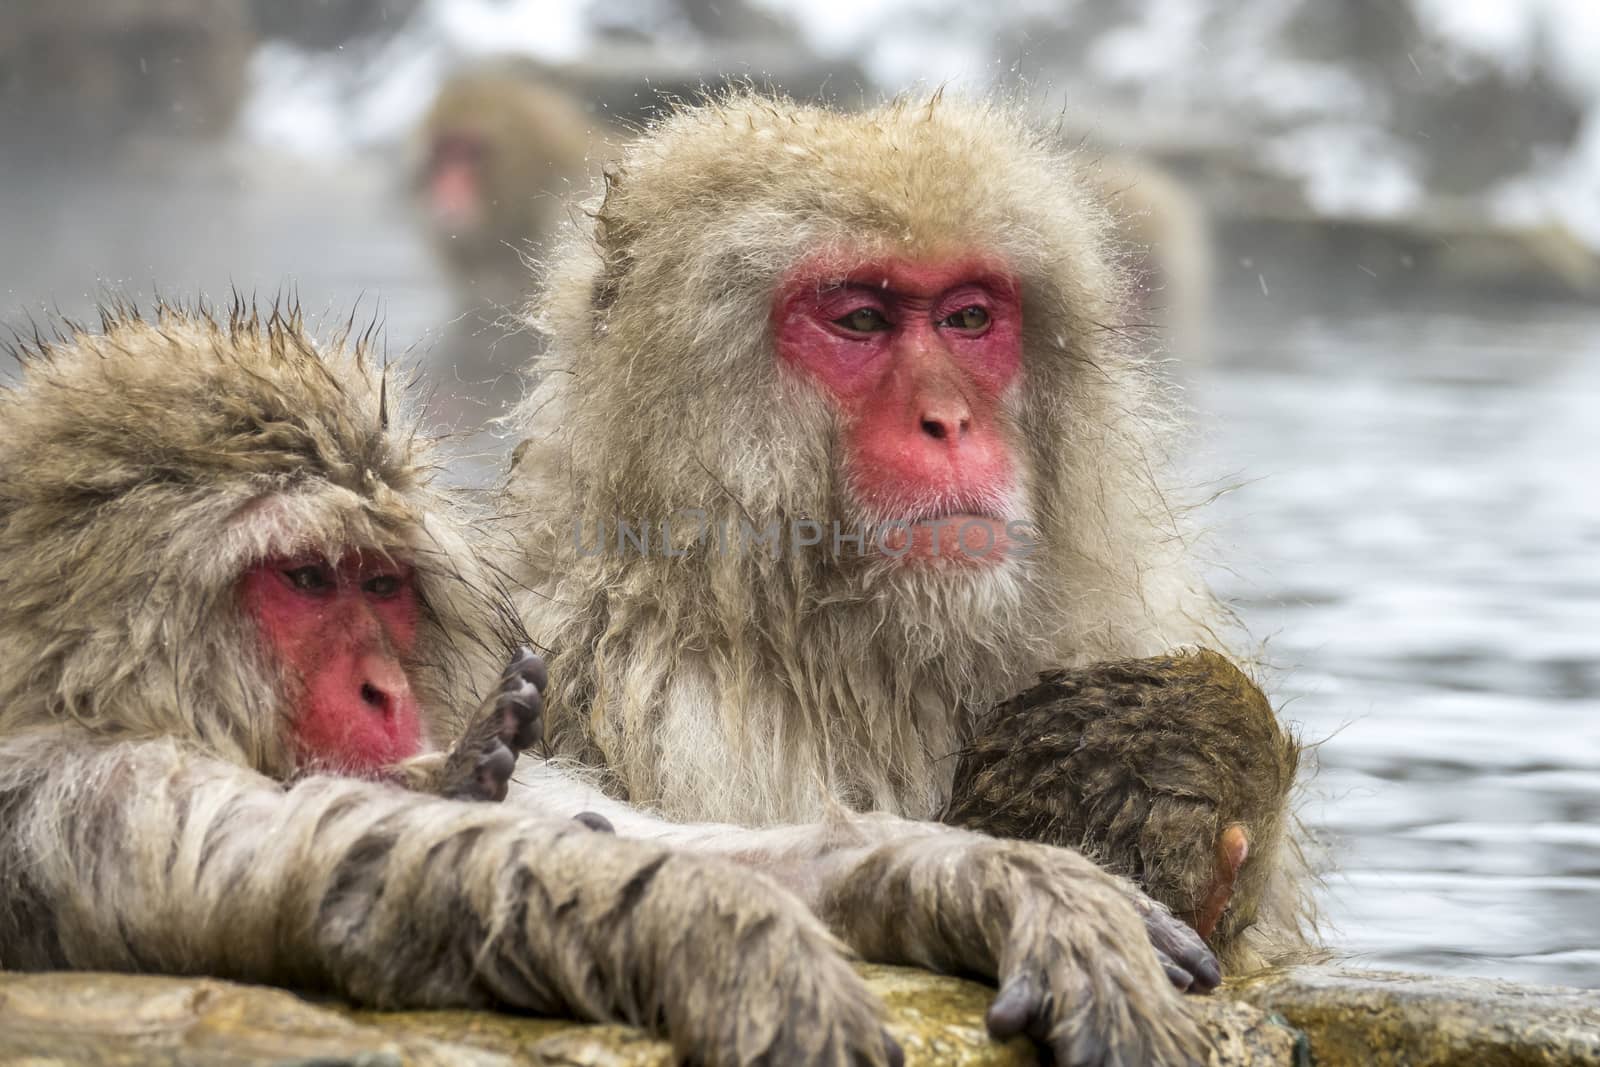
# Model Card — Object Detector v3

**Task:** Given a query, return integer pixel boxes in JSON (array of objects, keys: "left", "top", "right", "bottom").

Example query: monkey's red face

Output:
[
  {"left": 426, "top": 132, "right": 488, "bottom": 229},
  {"left": 240, "top": 553, "right": 425, "bottom": 775},
  {"left": 774, "top": 256, "right": 1024, "bottom": 564}
]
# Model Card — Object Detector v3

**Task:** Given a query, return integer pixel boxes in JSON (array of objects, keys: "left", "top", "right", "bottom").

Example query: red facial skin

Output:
[
  {"left": 427, "top": 133, "right": 486, "bottom": 229},
  {"left": 774, "top": 256, "right": 1023, "bottom": 564},
  {"left": 239, "top": 552, "right": 424, "bottom": 776}
]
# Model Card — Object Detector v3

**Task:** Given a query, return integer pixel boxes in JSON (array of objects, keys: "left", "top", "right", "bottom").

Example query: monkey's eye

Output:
[
  {"left": 832, "top": 307, "right": 892, "bottom": 334},
  {"left": 940, "top": 306, "right": 990, "bottom": 331},
  {"left": 362, "top": 573, "right": 405, "bottom": 598},
  {"left": 283, "top": 564, "right": 334, "bottom": 593}
]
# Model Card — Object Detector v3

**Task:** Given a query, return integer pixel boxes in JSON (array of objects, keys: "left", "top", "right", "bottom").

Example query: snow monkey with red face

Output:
[
  {"left": 506, "top": 92, "right": 1308, "bottom": 976},
  {"left": 0, "top": 304, "right": 1220, "bottom": 1067}
]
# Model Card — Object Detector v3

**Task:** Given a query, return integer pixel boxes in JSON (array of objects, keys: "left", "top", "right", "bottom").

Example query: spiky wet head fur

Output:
[
  {"left": 0, "top": 303, "right": 519, "bottom": 776},
  {"left": 508, "top": 92, "right": 1220, "bottom": 824}
]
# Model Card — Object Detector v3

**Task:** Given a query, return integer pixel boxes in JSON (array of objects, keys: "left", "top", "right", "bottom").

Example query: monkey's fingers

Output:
[
  {"left": 989, "top": 966, "right": 1157, "bottom": 1067},
  {"left": 502, "top": 645, "right": 548, "bottom": 695},
  {"left": 439, "top": 653, "right": 547, "bottom": 803},
  {"left": 471, "top": 744, "right": 515, "bottom": 803},
  {"left": 1193, "top": 823, "right": 1249, "bottom": 942},
  {"left": 493, "top": 646, "right": 546, "bottom": 752},
  {"left": 492, "top": 678, "right": 544, "bottom": 753},
  {"left": 1127, "top": 890, "right": 1221, "bottom": 991},
  {"left": 986, "top": 971, "right": 1058, "bottom": 1041},
  {"left": 1155, "top": 949, "right": 1198, "bottom": 991}
]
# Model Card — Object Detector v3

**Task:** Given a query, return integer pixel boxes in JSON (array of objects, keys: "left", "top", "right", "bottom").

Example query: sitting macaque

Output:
[
  {"left": 503, "top": 92, "right": 1306, "bottom": 970},
  {"left": 416, "top": 65, "right": 611, "bottom": 311},
  {"left": 1085, "top": 154, "right": 1213, "bottom": 361},
  {"left": 0, "top": 305, "right": 1220, "bottom": 1066}
]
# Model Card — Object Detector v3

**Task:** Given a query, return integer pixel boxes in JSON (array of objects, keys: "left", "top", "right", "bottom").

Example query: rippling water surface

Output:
[
  {"left": 4, "top": 152, "right": 1597, "bottom": 988},
  {"left": 1193, "top": 304, "right": 1600, "bottom": 987}
]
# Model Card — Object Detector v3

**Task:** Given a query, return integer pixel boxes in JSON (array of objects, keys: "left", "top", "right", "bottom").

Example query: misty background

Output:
[{"left": 1, "top": 0, "right": 1596, "bottom": 988}]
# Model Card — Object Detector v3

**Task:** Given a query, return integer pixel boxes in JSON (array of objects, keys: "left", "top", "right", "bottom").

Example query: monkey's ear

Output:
[
  {"left": 591, "top": 166, "right": 635, "bottom": 255},
  {"left": 589, "top": 166, "right": 637, "bottom": 316}
]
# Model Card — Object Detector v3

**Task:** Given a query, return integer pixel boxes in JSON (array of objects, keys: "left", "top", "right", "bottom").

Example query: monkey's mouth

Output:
[{"left": 879, "top": 510, "right": 1016, "bottom": 566}]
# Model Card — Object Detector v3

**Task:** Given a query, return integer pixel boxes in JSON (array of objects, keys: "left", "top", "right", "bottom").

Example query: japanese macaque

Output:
[
  {"left": 504, "top": 93, "right": 1306, "bottom": 970},
  {"left": 943, "top": 651, "right": 1304, "bottom": 971},
  {"left": 1086, "top": 154, "right": 1213, "bottom": 361},
  {"left": 417, "top": 67, "right": 611, "bottom": 311},
  {"left": 0, "top": 305, "right": 1221, "bottom": 1066}
]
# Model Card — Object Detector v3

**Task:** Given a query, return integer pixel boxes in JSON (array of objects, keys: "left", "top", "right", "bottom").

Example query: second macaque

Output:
[{"left": 505, "top": 92, "right": 1307, "bottom": 970}]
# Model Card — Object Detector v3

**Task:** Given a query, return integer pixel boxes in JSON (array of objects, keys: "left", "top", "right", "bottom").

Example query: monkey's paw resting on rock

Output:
[{"left": 813, "top": 825, "right": 1218, "bottom": 1067}]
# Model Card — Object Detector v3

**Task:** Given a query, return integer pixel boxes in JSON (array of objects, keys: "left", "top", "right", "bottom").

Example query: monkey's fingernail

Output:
[
  {"left": 1195, "top": 953, "right": 1222, "bottom": 990},
  {"left": 511, "top": 699, "right": 543, "bottom": 750},
  {"left": 573, "top": 811, "right": 614, "bottom": 833},
  {"left": 985, "top": 974, "right": 1036, "bottom": 1038},
  {"left": 1157, "top": 950, "right": 1194, "bottom": 991},
  {"left": 522, "top": 653, "right": 549, "bottom": 692},
  {"left": 505, "top": 647, "right": 546, "bottom": 685},
  {"left": 482, "top": 743, "right": 515, "bottom": 782}
]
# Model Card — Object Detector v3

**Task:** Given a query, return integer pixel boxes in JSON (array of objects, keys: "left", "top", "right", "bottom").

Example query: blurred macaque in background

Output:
[
  {"left": 416, "top": 63, "right": 611, "bottom": 314},
  {"left": 1087, "top": 154, "right": 1214, "bottom": 363},
  {"left": 0, "top": 0, "right": 252, "bottom": 157},
  {"left": 404, "top": 0, "right": 872, "bottom": 437}
]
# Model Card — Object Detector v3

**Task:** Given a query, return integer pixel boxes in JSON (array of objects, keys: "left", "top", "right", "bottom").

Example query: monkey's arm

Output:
[
  {"left": 943, "top": 649, "right": 1301, "bottom": 966},
  {"left": 0, "top": 731, "right": 897, "bottom": 1065},
  {"left": 504, "top": 765, "right": 1214, "bottom": 1066}
]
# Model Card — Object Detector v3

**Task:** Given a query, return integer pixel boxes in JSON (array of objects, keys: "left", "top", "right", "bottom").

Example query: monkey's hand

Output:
[
  {"left": 541, "top": 845, "right": 905, "bottom": 1067},
  {"left": 4, "top": 736, "right": 902, "bottom": 1067},
  {"left": 440, "top": 646, "right": 547, "bottom": 802},
  {"left": 813, "top": 831, "right": 1214, "bottom": 1067},
  {"left": 424, "top": 822, "right": 905, "bottom": 1065}
]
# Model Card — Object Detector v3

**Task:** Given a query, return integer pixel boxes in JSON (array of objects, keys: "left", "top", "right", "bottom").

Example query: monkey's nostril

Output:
[{"left": 921, "top": 409, "right": 972, "bottom": 441}]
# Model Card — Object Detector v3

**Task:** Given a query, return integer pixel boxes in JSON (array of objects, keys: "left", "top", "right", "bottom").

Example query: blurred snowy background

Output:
[{"left": 2, "top": 0, "right": 1597, "bottom": 988}]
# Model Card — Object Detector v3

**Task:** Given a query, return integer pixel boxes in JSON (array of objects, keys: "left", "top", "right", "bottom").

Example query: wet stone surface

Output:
[
  {"left": 6, "top": 965, "right": 1599, "bottom": 1066},
  {"left": 0, "top": 965, "right": 1294, "bottom": 1066}
]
